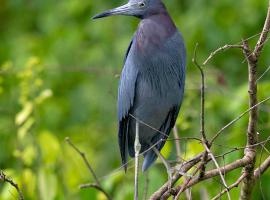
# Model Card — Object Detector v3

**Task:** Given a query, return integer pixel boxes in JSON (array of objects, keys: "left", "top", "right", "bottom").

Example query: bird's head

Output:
[{"left": 92, "top": 0, "right": 165, "bottom": 20}]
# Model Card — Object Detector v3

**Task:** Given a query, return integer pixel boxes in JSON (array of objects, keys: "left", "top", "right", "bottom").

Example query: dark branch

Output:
[{"left": 0, "top": 170, "right": 24, "bottom": 200}]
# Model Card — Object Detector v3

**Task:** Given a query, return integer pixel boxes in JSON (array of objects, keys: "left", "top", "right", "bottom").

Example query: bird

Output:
[{"left": 93, "top": 0, "right": 186, "bottom": 172}]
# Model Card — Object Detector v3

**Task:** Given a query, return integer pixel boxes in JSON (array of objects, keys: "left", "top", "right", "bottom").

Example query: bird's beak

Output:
[{"left": 92, "top": 3, "right": 133, "bottom": 19}]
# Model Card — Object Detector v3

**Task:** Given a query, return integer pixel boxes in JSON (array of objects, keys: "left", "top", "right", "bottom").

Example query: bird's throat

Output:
[{"left": 136, "top": 13, "right": 177, "bottom": 52}]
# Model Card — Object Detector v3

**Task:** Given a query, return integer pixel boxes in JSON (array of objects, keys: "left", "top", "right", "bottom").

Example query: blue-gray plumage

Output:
[{"left": 93, "top": 0, "right": 186, "bottom": 171}]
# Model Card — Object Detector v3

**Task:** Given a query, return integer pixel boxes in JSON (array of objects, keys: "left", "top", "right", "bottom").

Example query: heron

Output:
[{"left": 93, "top": 0, "right": 186, "bottom": 184}]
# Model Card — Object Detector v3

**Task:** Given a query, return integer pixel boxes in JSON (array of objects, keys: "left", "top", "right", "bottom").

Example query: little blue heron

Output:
[{"left": 93, "top": 0, "right": 186, "bottom": 178}]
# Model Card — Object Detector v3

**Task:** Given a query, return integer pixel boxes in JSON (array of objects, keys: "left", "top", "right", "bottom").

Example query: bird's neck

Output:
[{"left": 135, "top": 12, "right": 177, "bottom": 52}]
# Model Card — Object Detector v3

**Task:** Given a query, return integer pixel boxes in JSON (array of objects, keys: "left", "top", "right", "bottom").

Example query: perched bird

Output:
[{"left": 93, "top": 0, "right": 186, "bottom": 172}]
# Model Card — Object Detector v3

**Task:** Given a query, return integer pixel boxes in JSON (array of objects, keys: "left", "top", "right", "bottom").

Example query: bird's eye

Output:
[{"left": 139, "top": 2, "right": 146, "bottom": 8}]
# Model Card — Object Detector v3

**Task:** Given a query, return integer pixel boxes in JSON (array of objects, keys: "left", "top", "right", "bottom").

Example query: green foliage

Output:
[{"left": 0, "top": 0, "right": 270, "bottom": 199}]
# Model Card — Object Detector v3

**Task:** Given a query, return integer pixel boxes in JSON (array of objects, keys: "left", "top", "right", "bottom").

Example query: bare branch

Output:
[
  {"left": 161, "top": 156, "right": 251, "bottom": 199},
  {"left": 149, "top": 153, "right": 203, "bottom": 199},
  {"left": 0, "top": 170, "right": 24, "bottom": 200},
  {"left": 192, "top": 43, "right": 211, "bottom": 181},
  {"left": 65, "top": 137, "right": 113, "bottom": 200},
  {"left": 254, "top": 155, "right": 270, "bottom": 178},
  {"left": 212, "top": 173, "right": 246, "bottom": 200},
  {"left": 254, "top": 1, "right": 270, "bottom": 58},
  {"left": 203, "top": 144, "right": 231, "bottom": 200},
  {"left": 240, "top": 39, "right": 258, "bottom": 200},
  {"left": 80, "top": 183, "right": 112, "bottom": 200},
  {"left": 65, "top": 137, "right": 101, "bottom": 186},
  {"left": 192, "top": 43, "right": 207, "bottom": 145},
  {"left": 203, "top": 44, "right": 243, "bottom": 65},
  {"left": 210, "top": 96, "right": 270, "bottom": 144}
]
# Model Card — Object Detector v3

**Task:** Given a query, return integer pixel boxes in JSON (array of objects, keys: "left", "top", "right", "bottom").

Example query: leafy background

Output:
[{"left": 0, "top": 0, "right": 270, "bottom": 199}]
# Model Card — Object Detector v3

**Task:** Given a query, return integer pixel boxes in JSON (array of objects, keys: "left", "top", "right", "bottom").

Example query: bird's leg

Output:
[
  {"left": 134, "top": 120, "right": 141, "bottom": 200},
  {"left": 152, "top": 147, "right": 174, "bottom": 191}
]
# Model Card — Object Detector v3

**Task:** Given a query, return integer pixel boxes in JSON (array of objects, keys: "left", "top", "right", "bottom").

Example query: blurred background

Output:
[{"left": 0, "top": 0, "right": 270, "bottom": 199}]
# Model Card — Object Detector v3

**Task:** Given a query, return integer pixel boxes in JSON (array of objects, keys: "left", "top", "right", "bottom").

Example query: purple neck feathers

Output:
[{"left": 135, "top": 10, "right": 177, "bottom": 52}]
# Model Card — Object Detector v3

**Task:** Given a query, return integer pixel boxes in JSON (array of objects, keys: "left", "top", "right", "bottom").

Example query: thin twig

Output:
[
  {"left": 212, "top": 173, "right": 246, "bottom": 200},
  {"left": 0, "top": 171, "right": 24, "bottom": 200},
  {"left": 256, "top": 65, "right": 270, "bottom": 83},
  {"left": 80, "top": 183, "right": 112, "bottom": 200},
  {"left": 254, "top": 1, "right": 270, "bottom": 58},
  {"left": 192, "top": 43, "right": 211, "bottom": 181},
  {"left": 192, "top": 43, "right": 207, "bottom": 144},
  {"left": 65, "top": 137, "right": 113, "bottom": 200},
  {"left": 203, "top": 144, "right": 231, "bottom": 200},
  {"left": 254, "top": 155, "right": 270, "bottom": 178},
  {"left": 149, "top": 153, "right": 204, "bottom": 199},
  {"left": 160, "top": 156, "right": 251, "bottom": 200},
  {"left": 65, "top": 137, "right": 101, "bottom": 186},
  {"left": 210, "top": 96, "right": 270, "bottom": 144},
  {"left": 203, "top": 44, "right": 243, "bottom": 65}
]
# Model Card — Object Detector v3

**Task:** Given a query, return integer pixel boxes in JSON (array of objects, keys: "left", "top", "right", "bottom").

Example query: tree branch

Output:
[
  {"left": 65, "top": 137, "right": 112, "bottom": 200},
  {"left": 254, "top": 155, "right": 270, "bottom": 178},
  {"left": 161, "top": 156, "right": 252, "bottom": 199},
  {"left": 149, "top": 153, "right": 203, "bottom": 199},
  {"left": 0, "top": 170, "right": 24, "bottom": 200},
  {"left": 203, "top": 44, "right": 243, "bottom": 65}
]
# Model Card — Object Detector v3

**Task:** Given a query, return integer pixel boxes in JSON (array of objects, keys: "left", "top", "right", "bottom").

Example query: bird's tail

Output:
[{"left": 142, "top": 149, "right": 158, "bottom": 171}]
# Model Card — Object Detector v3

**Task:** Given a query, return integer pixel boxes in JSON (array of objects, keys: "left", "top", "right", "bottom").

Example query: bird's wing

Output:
[{"left": 118, "top": 38, "right": 138, "bottom": 170}]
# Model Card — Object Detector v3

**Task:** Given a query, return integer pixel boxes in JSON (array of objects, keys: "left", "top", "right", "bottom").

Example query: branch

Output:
[
  {"left": 254, "top": 1, "right": 270, "bottom": 58},
  {"left": 192, "top": 43, "right": 210, "bottom": 181},
  {"left": 203, "top": 44, "right": 243, "bottom": 65},
  {"left": 161, "top": 156, "right": 252, "bottom": 199},
  {"left": 65, "top": 137, "right": 112, "bottom": 200},
  {"left": 210, "top": 96, "right": 270, "bottom": 144},
  {"left": 0, "top": 171, "right": 24, "bottom": 200},
  {"left": 192, "top": 43, "right": 207, "bottom": 144},
  {"left": 80, "top": 183, "right": 112, "bottom": 200},
  {"left": 149, "top": 153, "right": 203, "bottom": 200},
  {"left": 254, "top": 155, "right": 270, "bottom": 178},
  {"left": 240, "top": 39, "right": 258, "bottom": 200},
  {"left": 212, "top": 173, "right": 247, "bottom": 200},
  {"left": 203, "top": 144, "right": 231, "bottom": 200}
]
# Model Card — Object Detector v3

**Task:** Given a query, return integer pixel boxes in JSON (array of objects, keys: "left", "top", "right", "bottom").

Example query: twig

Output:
[
  {"left": 65, "top": 137, "right": 101, "bottom": 186},
  {"left": 212, "top": 173, "right": 246, "bottom": 200},
  {"left": 65, "top": 137, "right": 112, "bottom": 200},
  {"left": 203, "top": 44, "right": 243, "bottom": 65},
  {"left": 80, "top": 183, "right": 112, "bottom": 200},
  {"left": 160, "top": 156, "right": 251, "bottom": 199},
  {"left": 174, "top": 162, "right": 204, "bottom": 199},
  {"left": 254, "top": 155, "right": 270, "bottom": 178},
  {"left": 192, "top": 43, "right": 210, "bottom": 180},
  {"left": 254, "top": 1, "right": 270, "bottom": 58},
  {"left": 172, "top": 127, "right": 193, "bottom": 199},
  {"left": 149, "top": 153, "right": 203, "bottom": 199},
  {"left": 203, "top": 144, "right": 231, "bottom": 200},
  {"left": 256, "top": 65, "right": 270, "bottom": 83},
  {"left": 192, "top": 43, "right": 207, "bottom": 144},
  {"left": 210, "top": 96, "right": 270, "bottom": 144},
  {"left": 0, "top": 170, "right": 24, "bottom": 200}
]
